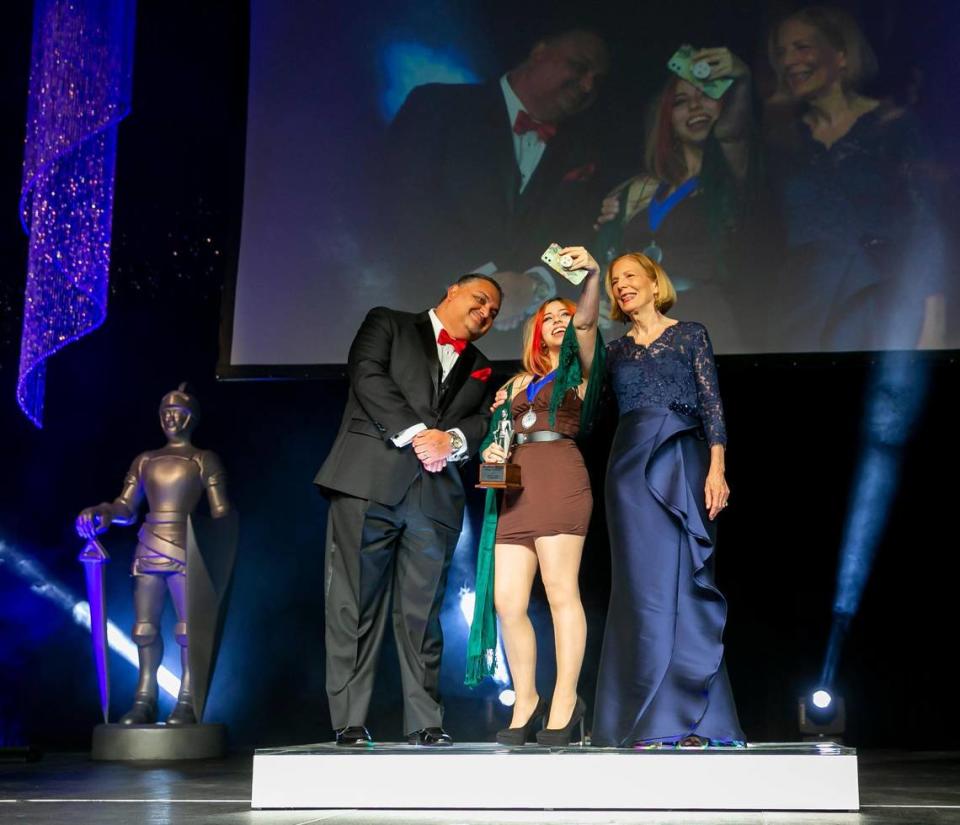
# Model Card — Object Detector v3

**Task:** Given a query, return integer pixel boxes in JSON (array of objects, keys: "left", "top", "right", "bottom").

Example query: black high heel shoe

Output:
[
  {"left": 535, "top": 695, "right": 586, "bottom": 747},
  {"left": 496, "top": 697, "right": 548, "bottom": 746}
]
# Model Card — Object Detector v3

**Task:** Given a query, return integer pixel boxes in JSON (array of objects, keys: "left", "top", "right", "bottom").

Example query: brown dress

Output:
[{"left": 495, "top": 381, "right": 593, "bottom": 543}]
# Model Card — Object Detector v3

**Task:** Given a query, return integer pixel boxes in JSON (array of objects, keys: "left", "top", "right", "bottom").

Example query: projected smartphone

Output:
[{"left": 666, "top": 45, "right": 734, "bottom": 100}]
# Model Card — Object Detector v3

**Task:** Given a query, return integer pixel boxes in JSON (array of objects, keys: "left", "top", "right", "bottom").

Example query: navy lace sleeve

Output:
[
  {"left": 605, "top": 321, "right": 727, "bottom": 445},
  {"left": 691, "top": 324, "right": 726, "bottom": 446}
]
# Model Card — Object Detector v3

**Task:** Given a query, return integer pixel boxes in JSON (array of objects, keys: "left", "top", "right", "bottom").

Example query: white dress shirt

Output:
[
  {"left": 500, "top": 74, "right": 547, "bottom": 193},
  {"left": 391, "top": 309, "right": 468, "bottom": 461}
]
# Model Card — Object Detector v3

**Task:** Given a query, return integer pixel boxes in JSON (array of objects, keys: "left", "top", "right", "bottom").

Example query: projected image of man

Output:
[{"left": 380, "top": 29, "right": 609, "bottom": 336}]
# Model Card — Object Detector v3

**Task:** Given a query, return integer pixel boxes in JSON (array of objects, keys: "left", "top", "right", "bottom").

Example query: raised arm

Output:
[
  {"left": 558, "top": 246, "right": 601, "bottom": 378},
  {"left": 693, "top": 47, "right": 753, "bottom": 182}
]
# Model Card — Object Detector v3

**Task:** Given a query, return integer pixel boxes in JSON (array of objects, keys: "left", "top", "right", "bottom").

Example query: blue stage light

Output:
[
  {"left": 379, "top": 41, "right": 478, "bottom": 122},
  {"left": 812, "top": 352, "right": 932, "bottom": 731},
  {"left": 0, "top": 539, "right": 179, "bottom": 699}
]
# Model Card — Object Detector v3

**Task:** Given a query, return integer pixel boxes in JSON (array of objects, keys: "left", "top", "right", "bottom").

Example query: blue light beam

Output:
[
  {"left": 379, "top": 41, "right": 478, "bottom": 122},
  {"left": 820, "top": 352, "right": 932, "bottom": 686},
  {"left": 0, "top": 539, "right": 180, "bottom": 699}
]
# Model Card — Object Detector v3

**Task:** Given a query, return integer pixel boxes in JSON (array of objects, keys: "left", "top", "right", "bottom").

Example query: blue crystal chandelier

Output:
[{"left": 17, "top": 0, "right": 136, "bottom": 427}]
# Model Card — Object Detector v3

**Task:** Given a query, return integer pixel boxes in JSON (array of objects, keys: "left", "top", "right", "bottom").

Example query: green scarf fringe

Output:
[{"left": 465, "top": 323, "right": 605, "bottom": 686}]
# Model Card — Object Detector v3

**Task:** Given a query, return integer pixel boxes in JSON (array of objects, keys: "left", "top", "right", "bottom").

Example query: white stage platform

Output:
[{"left": 251, "top": 741, "right": 859, "bottom": 811}]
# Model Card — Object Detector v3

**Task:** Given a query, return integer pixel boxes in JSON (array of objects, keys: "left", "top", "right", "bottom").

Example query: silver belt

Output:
[{"left": 515, "top": 431, "right": 568, "bottom": 445}]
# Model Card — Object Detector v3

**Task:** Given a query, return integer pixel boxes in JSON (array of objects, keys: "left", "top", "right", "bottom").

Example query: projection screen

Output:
[{"left": 224, "top": 0, "right": 956, "bottom": 374}]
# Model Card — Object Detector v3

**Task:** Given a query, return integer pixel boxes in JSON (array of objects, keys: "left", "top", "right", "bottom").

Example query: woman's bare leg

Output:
[
  {"left": 494, "top": 541, "right": 540, "bottom": 727},
  {"left": 535, "top": 533, "right": 586, "bottom": 729}
]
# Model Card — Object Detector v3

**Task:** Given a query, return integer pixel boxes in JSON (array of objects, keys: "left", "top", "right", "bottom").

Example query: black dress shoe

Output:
[
  {"left": 407, "top": 727, "right": 453, "bottom": 746},
  {"left": 335, "top": 725, "right": 372, "bottom": 746}
]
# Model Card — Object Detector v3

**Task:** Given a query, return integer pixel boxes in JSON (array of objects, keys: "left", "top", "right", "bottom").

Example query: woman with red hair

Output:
[
  {"left": 466, "top": 246, "right": 602, "bottom": 747},
  {"left": 595, "top": 47, "right": 754, "bottom": 352}
]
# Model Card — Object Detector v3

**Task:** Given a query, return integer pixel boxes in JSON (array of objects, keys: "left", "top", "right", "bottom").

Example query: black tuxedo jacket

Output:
[
  {"left": 314, "top": 307, "right": 493, "bottom": 528},
  {"left": 379, "top": 82, "right": 605, "bottom": 281}
]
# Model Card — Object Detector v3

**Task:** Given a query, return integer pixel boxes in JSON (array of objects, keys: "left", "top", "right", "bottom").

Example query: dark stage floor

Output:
[{"left": 0, "top": 749, "right": 958, "bottom": 824}]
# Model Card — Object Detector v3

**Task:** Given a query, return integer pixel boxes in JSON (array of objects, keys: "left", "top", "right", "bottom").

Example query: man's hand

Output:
[
  {"left": 422, "top": 458, "right": 448, "bottom": 473},
  {"left": 413, "top": 429, "right": 453, "bottom": 465}
]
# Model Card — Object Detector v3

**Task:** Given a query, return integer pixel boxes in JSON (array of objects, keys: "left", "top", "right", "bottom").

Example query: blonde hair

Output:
[
  {"left": 768, "top": 5, "right": 878, "bottom": 97},
  {"left": 605, "top": 253, "right": 677, "bottom": 322}
]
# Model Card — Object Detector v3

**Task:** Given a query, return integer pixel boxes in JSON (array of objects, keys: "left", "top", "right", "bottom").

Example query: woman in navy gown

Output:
[{"left": 592, "top": 251, "right": 744, "bottom": 748}]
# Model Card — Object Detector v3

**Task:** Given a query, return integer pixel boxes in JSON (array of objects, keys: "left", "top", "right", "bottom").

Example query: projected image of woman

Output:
[
  {"left": 763, "top": 5, "right": 946, "bottom": 351},
  {"left": 592, "top": 252, "right": 744, "bottom": 748},
  {"left": 595, "top": 47, "right": 755, "bottom": 353},
  {"left": 466, "top": 247, "right": 603, "bottom": 747}
]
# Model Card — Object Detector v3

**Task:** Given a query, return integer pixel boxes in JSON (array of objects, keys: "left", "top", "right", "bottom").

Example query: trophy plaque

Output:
[{"left": 478, "top": 408, "right": 522, "bottom": 489}]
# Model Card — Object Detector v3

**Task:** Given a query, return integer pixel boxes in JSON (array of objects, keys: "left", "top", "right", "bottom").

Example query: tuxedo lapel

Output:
[
  {"left": 483, "top": 88, "right": 520, "bottom": 215},
  {"left": 458, "top": 84, "right": 518, "bottom": 216},
  {"left": 414, "top": 313, "right": 440, "bottom": 399},
  {"left": 515, "top": 132, "right": 574, "bottom": 218}
]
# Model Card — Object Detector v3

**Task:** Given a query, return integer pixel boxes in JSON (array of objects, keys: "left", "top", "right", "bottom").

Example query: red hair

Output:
[
  {"left": 646, "top": 75, "right": 724, "bottom": 187},
  {"left": 521, "top": 298, "right": 576, "bottom": 377}
]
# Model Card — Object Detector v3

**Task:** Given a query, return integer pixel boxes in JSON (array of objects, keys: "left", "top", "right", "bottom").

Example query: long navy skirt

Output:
[{"left": 592, "top": 407, "right": 744, "bottom": 747}]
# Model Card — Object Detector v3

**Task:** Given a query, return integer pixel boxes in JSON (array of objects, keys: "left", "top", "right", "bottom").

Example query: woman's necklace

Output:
[{"left": 521, "top": 370, "right": 557, "bottom": 430}]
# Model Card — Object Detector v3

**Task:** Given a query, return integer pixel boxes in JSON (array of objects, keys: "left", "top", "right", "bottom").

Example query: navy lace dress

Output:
[
  {"left": 766, "top": 106, "right": 945, "bottom": 351},
  {"left": 592, "top": 321, "right": 744, "bottom": 747}
]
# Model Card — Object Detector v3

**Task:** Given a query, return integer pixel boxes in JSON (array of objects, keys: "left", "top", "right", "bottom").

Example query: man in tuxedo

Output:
[
  {"left": 379, "top": 28, "right": 610, "bottom": 336},
  {"left": 315, "top": 274, "right": 501, "bottom": 746}
]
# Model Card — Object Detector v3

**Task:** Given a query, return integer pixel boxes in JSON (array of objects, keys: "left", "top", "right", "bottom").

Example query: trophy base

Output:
[
  {"left": 91, "top": 723, "right": 226, "bottom": 761},
  {"left": 477, "top": 462, "right": 522, "bottom": 489}
]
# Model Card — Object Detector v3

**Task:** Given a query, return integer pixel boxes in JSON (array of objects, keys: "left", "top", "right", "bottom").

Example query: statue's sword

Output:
[{"left": 78, "top": 539, "right": 110, "bottom": 723}]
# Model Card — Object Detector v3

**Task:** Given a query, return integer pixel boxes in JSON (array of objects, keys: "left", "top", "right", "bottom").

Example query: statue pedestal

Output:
[{"left": 91, "top": 723, "right": 226, "bottom": 761}]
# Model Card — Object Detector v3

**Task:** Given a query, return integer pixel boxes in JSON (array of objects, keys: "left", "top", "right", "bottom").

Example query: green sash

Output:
[{"left": 465, "top": 323, "right": 605, "bottom": 686}]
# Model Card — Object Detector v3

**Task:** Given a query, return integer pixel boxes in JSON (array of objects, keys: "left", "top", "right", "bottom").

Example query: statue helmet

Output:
[{"left": 159, "top": 382, "right": 200, "bottom": 423}]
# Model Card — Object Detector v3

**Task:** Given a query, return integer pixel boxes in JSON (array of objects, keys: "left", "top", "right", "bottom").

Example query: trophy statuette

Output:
[{"left": 478, "top": 406, "right": 522, "bottom": 489}]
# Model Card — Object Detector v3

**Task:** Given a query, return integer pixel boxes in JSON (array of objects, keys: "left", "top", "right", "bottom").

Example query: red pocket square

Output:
[
  {"left": 562, "top": 161, "right": 596, "bottom": 183},
  {"left": 470, "top": 367, "right": 492, "bottom": 382}
]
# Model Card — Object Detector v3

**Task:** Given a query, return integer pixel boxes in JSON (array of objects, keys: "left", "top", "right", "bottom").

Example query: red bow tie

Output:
[
  {"left": 513, "top": 110, "right": 557, "bottom": 143},
  {"left": 438, "top": 328, "right": 467, "bottom": 354}
]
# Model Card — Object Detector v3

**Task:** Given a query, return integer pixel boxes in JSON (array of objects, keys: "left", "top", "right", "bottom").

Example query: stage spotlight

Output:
[
  {"left": 813, "top": 352, "right": 932, "bottom": 733},
  {"left": 498, "top": 689, "right": 516, "bottom": 707},
  {"left": 798, "top": 688, "right": 846, "bottom": 738},
  {"left": 811, "top": 689, "right": 833, "bottom": 710}
]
